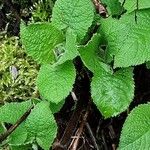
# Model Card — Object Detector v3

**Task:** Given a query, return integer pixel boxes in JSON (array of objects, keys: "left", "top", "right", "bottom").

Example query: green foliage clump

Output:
[
  {"left": 1, "top": 0, "right": 150, "bottom": 149},
  {"left": 0, "top": 36, "right": 39, "bottom": 103}
]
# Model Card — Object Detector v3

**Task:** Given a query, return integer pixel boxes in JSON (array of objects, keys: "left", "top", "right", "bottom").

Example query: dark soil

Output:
[{"left": 1, "top": 1, "right": 150, "bottom": 150}]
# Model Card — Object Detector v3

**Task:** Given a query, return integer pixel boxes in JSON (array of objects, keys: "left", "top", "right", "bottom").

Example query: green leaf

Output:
[
  {"left": 101, "top": 0, "right": 123, "bottom": 16},
  {"left": 20, "top": 22, "right": 64, "bottom": 64},
  {"left": 29, "top": 98, "right": 64, "bottom": 114},
  {"left": 51, "top": 0, "right": 94, "bottom": 41},
  {"left": 146, "top": 61, "right": 150, "bottom": 69},
  {"left": 37, "top": 61, "right": 76, "bottom": 103},
  {"left": 9, "top": 124, "right": 27, "bottom": 146},
  {"left": 56, "top": 28, "right": 79, "bottom": 65},
  {"left": 0, "top": 101, "right": 32, "bottom": 124},
  {"left": 78, "top": 33, "right": 109, "bottom": 73},
  {"left": 10, "top": 144, "right": 32, "bottom": 150},
  {"left": 50, "top": 99, "right": 65, "bottom": 114},
  {"left": 31, "top": 98, "right": 65, "bottom": 114},
  {"left": 25, "top": 101, "right": 57, "bottom": 150},
  {"left": 79, "top": 34, "right": 134, "bottom": 118},
  {"left": 120, "top": 0, "right": 150, "bottom": 13},
  {"left": 100, "top": 9, "right": 150, "bottom": 67},
  {"left": 0, "top": 101, "right": 32, "bottom": 145},
  {"left": 91, "top": 67, "right": 134, "bottom": 118},
  {"left": 119, "top": 103, "right": 150, "bottom": 150},
  {"left": 0, "top": 123, "right": 5, "bottom": 133}
]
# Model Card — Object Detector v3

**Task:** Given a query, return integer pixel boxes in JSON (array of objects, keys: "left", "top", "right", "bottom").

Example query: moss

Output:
[
  {"left": 31, "top": 0, "right": 54, "bottom": 22},
  {"left": 0, "top": 36, "right": 39, "bottom": 103}
]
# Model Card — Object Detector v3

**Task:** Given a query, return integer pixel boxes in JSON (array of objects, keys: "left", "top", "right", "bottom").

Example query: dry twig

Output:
[
  {"left": 0, "top": 105, "right": 34, "bottom": 143},
  {"left": 92, "top": 0, "right": 108, "bottom": 17}
]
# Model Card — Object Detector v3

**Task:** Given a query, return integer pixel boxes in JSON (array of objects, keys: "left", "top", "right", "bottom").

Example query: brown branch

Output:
[
  {"left": 101, "top": 130, "right": 108, "bottom": 150},
  {"left": 86, "top": 122, "right": 100, "bottom": 150},
  {"left": 53, "top": 96, "right": 84, "bottom": 149},
  {"left": 69, "top": 108, "right": 89, "bottom": 150},
  {"left": 92, "top": 0, "right": 108, "bottom": 17},
  {"left": 68, "top": 99, "right": 92, "bottom": 150},
  {"left": 0, "top": 105, "right": 34, "bottom": 143}
]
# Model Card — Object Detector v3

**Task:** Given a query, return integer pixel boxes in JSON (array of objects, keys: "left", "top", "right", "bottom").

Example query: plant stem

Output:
[{"left": 0, "top": 105, "right": 34, "bottom": 143}]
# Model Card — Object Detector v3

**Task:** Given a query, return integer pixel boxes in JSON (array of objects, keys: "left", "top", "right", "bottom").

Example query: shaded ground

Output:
[{"left": 1, "top": 1, "right": 150, "bottom": 149}]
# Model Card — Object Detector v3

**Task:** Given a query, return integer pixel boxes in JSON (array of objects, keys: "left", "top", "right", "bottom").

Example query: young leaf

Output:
[
  {"left": 51, "top": 0, "right": 94, "bottom": 41},
  {"left": 119, "top": 104, "right": 150, "bottom": 150},
  {"left": 20, "top": 23, "right": 64, "bottom": 64},
  {"left": 78, "top": 33, "right": 110, "bottom": 73},
  {"left": 25, "top": 101, "right": 57, "bottom": 150},
  {"left": 79, "top": 34, "right": 134, "bottom": 118},
  {"left": 56, "top": 28, "right": 79, "bottom": 65},
  {"left": 0, "top": 101, "right": 32, "bottom": 124},
  {"left": 100, "top": 9, "right": 150, "bottom": 67},
  {"left": 37, "top": 61, "right": 76, "bottom": 104},
  {"left": 120, "top": 0, "right": 150, "bottom": 13}
]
